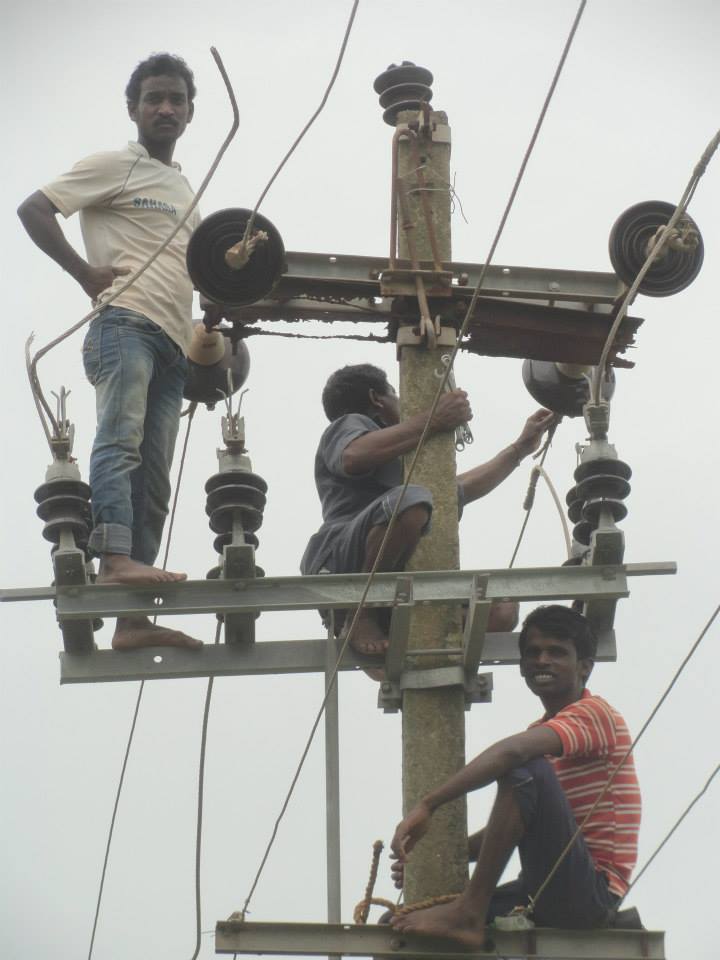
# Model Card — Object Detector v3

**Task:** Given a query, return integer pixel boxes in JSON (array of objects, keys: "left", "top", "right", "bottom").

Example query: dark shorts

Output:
[
  {"left": 487, "top": 757, "right": 619, "bottom": 928},
  {"left": 319, "top": 483, "right": 432, "bottom": 576}
]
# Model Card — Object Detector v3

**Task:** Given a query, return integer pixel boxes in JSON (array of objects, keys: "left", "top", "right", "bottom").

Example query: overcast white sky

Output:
[{"left": 2, "top": 1, "right": 718, "bottom": 958}]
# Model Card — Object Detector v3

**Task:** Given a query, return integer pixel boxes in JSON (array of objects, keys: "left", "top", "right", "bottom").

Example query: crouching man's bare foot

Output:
[
  {"left": 390, "top": 896, "right": 488, "bottom": 950},
  {"left": 112, "top": 616, "right": 203, "bottom": 650},
  {"left": 341, "top": 610, "right": 388, "bottom": 658},
  {"left": 97, "top": 554, "right": 187, "bottom": 585}
]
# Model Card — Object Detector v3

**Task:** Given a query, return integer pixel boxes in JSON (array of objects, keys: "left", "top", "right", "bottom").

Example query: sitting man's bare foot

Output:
[
  {"left": 112, "top": 616, "right": 203, "bottom": 650},
  {"left": 97, "top": 554, "right": 187, "bottom": 585},
  {"left": 390, "top": 896, "right": 488, "bottom": 949},
  {"left": 341, "top": 610, "right": 388, "bottom": 658}
]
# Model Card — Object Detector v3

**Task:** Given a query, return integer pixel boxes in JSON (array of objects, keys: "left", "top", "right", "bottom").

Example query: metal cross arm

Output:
[
  {"left": 214, "top": 920, "right": 665, "bottom": 959},
  {"left": 27, "top": 561, "right": 676, "bottom": 621}
]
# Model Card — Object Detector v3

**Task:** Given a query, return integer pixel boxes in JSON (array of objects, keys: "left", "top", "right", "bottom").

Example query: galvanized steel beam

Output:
[{"left": 214, "top": 920, "right": 665, "bottom": 958}]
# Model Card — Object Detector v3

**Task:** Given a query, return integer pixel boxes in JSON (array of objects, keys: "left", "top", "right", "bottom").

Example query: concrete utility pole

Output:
[{"left": 378, "top": 65, "right": 469, "bottom": 904}]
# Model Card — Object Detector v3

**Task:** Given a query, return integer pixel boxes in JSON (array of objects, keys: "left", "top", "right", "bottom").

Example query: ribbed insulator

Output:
[{"left": 373, "top": 62, "right": 433, "bottom": 126}]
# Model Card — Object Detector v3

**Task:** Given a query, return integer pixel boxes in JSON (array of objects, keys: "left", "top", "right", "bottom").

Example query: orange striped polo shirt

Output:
[{"left": 539, "top": 689, "right": 641, "bottom": 896}]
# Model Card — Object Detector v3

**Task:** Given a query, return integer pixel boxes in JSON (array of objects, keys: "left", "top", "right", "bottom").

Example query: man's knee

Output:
[
  {"left": 488, "top": 600, "right": 519, "bottom": 632},
  {"left": 396, "top": 502, "right": 431, "bottom": 535}
]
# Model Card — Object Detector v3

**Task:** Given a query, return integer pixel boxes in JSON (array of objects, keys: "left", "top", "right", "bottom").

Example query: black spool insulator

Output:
[
  {"left": 565, "top": 486, "right": 585, "bottom": 524},
  {"left": 522, "top": 360, "right": 615, "bottom": 418},
  {"left": 34, "top": 480, "right": 92, "bottom": 548},
  {"left": 205, "top": 470, "right": 268, "bottom": 496},
  {"left": 572, "top": 520, "right": 593, "bottom": 546},
  {"left": 582, "top": 497, "right": 628, "bottom": 525},
  {"left": 373, "top": 62, "right": 433, "bottom": 125},
  {"left": 574, "top": 458, "right": 632, "bottom": 483},
  {"left": 186, "top": 208, "right": 285, "bottom": 306},
  {"left": 213, "top": 531, "right": 259, "bottom": 555},
  {"left": 205, "top": 483, "right": 266, "bottom": 515},
  {"left": 208, "top": 503, "right": 264, "bottom": 535},
  {"left": 184, "top": 339, "right": 251, "bottom": 406},
  {"left": 609, "top": 200, "right": 704, "bottom": 297},
  {"left": 575, "top": 473, "right": 631, "bottom": 504}
]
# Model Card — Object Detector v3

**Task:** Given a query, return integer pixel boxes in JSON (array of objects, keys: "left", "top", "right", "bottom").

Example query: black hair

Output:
[
  {"left": 518, "top": 604, "right": 598, "bottom": 661},
  {"left": 125, "top": 53, "right": 196, "bottom": 106},
  {"left": 321, "top": 364, "right": 392, "bottom": 421}
]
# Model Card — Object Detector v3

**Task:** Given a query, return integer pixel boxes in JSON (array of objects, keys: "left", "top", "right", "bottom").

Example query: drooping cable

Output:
[
  {"left": 87, "top": 406, "right": 196, "bottom": 960},
  {"left": 507, "top": 423, "right": 558, "bottom": 568},
  {"left": 616, "top": 761, "right": 719, "bottom": 909},
  {"left": 237, "top": 0, "right": 587, "bottom": 918},
  {"left": 240, "top": 0, "right": 360, "bottom": 244},
  {"left": 527, "top": 600, "right": 719, "bottom": 917},
  {"left": 591, "top": 126, "right": 720, "bottom": 406},
  {"left": 26, "top": 47, "right": 240, "bottom": 445}
]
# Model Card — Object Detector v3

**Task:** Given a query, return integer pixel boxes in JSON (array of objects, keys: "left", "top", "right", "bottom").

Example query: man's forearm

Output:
[
  {"left": 457, "top": 444, "right": 522, "bottom": 504},
  {"left": 17, "top": 191, "right": 89, "bottom": 281},
  {"left": 342, "top": 412, "right": 434, "bottom": 474}
]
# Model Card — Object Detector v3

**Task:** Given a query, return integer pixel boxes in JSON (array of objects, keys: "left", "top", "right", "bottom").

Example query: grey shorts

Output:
[{"left": 319, "top": 483, "right": 433, "bottom": 576}]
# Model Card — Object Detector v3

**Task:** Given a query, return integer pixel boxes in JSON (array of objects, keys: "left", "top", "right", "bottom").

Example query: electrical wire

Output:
[
  {"left": 591, "top": 126, "right": 720, "bottom": 406},
  {"left": 87, "top": 407, "right": 197, "bottom": 960},
  {"left": 527, "top": 599, "right": 719, "bottom": 916},
  {"left": 241, "top": 0, "right": 360, "bottom": 243},
  {"left": 507, "top": 424, "right": 558, "bottom": 568},
  {"left": 26, "top": 46, "right": 240, "bottom": 446},
  {"left": 616, "top": 761, "right": 720, "bottom": 908},
  {"left": 237, "top": 0, "right": 587, "bottom": 919}
]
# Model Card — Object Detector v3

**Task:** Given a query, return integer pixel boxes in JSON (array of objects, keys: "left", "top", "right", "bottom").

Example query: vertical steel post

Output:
[
  {"left": 395, "top": 108, "right": 469, "bottom": 904},
  {"left": 324, "top": 624, "right": 342, "bottom": 932}
]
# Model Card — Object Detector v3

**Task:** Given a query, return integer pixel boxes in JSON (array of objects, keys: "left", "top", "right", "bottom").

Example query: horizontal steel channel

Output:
[
  {"left": 49, "top": 564, "right": 674, "bottom": 621},
  {"left": 277, "top": 251, "right": 625, "bottom": 304},
  {"left": 59, "top": 630, "right": 617, "bottom": 685},
  {"left": 214, "top": 921, "right": 664, "bottom": 958}
]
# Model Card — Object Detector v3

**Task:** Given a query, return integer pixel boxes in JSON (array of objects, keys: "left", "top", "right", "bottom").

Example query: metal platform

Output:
[{"left": 214, "top": 920, "right": 665, "bottom": 959}]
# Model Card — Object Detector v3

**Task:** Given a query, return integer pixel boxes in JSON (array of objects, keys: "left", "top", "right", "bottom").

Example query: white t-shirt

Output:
[{"left": 42, "top": 141, "right": 201, "bottom": 354}]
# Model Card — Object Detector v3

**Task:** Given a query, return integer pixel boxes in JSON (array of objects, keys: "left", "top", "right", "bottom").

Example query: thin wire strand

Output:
[
  {"left": 87, "top": 409, "right": 196, "bottom": 960},
  {"left": 238, "top": 0, "right": 587, "bottom": 918},
  {"left": 591, "top": 127, "right": 720, "bottom": 405},
  {"left": 528, "top": 600, "right": 720, "bottom": 915},
  {"left": 537, "top": 465, "right": 572, "bottom": 560},
  {"left": 617, "top": 761, "right": 720, "bottom": 908},
  {"left": 242, "top": 0, "right": 360, "bottom": 241},
  {"left": 507, "top": 430, "right": 556, "bottom": 568},
  {"left": 26, "top": 46, "right": 240, "bottom": 445}
]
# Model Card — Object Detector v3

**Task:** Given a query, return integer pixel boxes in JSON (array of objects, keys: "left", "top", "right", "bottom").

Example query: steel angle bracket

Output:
[
  {"left": 378, "top": 666, "right": 493, "bottom": 713},
  {"left": 215, "top": 920, "right": 666, "bottom": 958}
]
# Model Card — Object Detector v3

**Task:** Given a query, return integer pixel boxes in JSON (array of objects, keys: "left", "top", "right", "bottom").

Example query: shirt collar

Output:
[{"left": 127, "top": 140, "right": 182, "bottom": 171}]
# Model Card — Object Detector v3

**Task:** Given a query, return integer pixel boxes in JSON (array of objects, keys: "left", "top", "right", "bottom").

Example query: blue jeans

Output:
[
  {"left": 82, "top": 307, "right": 187, "bottom": 565},
  {"left": 486, "top": 758, "right": 619, "bottom": 928}
]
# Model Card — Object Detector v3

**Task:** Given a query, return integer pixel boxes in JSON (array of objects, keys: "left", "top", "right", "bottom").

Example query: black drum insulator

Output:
[
  {"left": 209, "top": 503, "right": 264, "bottom": 535},
  {"left": 567, "top": 497, "right": 585, "bottom": 524},
  {"left": 574, "top": 458, "right": 632, "bottom": 483},
  {"left": 582, "top": 497, "right": 628, "bottom": 525},
  {"left": 186, "top": 208, "right": 285, "bottom": 306},
  {"left": 575, "top": 473, "right": 631, "bottom": 503},
  {"left": 205, "top": 470, "right": 268, "bottom": 496},
  {"left": 42, "top": 515, "right": 89, "bottom": 545},
  {"left": 213, "top": 531, "right": 259, "bottom": 554},
  {"left": 522, "top": 359, "right": 614, "bottom": 418},
  {"left": 34, "top": 478, "right": 91, "bottom": 505},
  {"left": 609, "top": 200, "right": 704, "bottom": 297},
  {"left": 572, "top": 520, "right": 593, "bottom": 546},
  {"left": 205, "top": 483, "right": 266, "bottom": 515},
  {"left": 36, "top": 494, "right": 91, "bottom": 523},
  {"left": 373, "top": 62, "right": 433, "bottom": 125}
]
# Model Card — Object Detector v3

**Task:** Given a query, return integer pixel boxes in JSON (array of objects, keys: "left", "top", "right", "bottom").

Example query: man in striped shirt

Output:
[{"left": 390, "top": 605, "right": 640, "bottom": 945}]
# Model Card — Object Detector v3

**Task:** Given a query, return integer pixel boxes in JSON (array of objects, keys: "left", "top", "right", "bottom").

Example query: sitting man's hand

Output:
[
  {"left": 514, "top": 408, "right": 557, "bottom": 458},
  {"left": 390, "top": 800, "right": 433, "bottom": 865},
  {"left": 429, "top": 389, "right": 473, "bottom": 432}
]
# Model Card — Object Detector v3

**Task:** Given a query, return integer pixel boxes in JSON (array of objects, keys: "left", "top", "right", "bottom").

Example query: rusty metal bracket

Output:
[{"left": 381, "top": 267, "right": 453, "bottom": 297}]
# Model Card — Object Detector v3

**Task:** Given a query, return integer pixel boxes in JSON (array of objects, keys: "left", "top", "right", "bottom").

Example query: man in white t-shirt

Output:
[{"left": 18, "top": 53, "right": 203, "bottom": 650}]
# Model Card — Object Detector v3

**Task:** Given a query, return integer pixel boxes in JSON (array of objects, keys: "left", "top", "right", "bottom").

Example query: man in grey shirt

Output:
[{"left": 301, "top": 364, "right": 555, "bottom": 656}]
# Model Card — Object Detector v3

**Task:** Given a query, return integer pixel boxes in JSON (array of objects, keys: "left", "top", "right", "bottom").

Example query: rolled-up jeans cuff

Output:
[{"left": 88, "top": 522, "right": 132, "bottom": 557}]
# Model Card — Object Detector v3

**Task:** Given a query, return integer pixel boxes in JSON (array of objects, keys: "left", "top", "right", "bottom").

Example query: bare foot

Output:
[
  {"left": 342, "top": 610, "right": 388, "bottom": 657},
  {"left": 112, "top": 616, "right": 203, "bottom": 650},
  {"left": 391, "top": 897, "right": 487, "bottom": 949},
  {"left": 97, "top": 554, "right": 187, "bottom": 585}
]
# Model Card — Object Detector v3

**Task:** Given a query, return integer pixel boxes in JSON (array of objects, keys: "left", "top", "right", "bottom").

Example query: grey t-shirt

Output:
[{"left": 301, "top": 413, "right": 402, "bottom": 574}]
